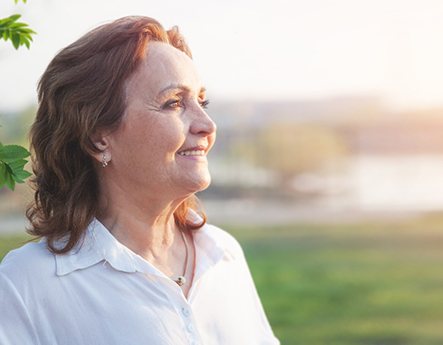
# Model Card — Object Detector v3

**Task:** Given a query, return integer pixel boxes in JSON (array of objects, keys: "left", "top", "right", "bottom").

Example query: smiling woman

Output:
[
  {"left": 102, "top": 41, "right": 216, "bottom": 205},
  {"left": 0, "top": 16, "right": 279, "bottom": 345}
]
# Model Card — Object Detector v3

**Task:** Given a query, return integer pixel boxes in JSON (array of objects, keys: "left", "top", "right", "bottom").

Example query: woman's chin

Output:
[{"left": 181, "top": 174, "right": 211, "bottom": 194}]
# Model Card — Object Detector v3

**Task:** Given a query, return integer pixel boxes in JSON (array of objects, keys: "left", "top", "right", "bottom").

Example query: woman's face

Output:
[{"left": 104, "top": 41, "right": 216, "bottom": 199}]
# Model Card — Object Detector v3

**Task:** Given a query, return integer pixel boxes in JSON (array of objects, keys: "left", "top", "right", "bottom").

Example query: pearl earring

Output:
[{"left": 102, "top": 152, "right": 109, "bottom": 168}]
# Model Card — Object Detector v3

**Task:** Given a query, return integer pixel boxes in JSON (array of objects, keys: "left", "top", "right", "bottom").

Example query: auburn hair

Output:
[{"left": 26, "top": 16, "right": 207, "bottom": 254}]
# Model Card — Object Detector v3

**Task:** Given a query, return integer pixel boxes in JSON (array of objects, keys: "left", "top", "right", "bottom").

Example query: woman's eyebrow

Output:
[{"left": 158, "top": 84, "right": 206, "bottom": 96}]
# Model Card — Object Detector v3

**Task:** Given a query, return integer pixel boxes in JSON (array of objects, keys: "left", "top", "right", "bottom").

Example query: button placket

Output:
[{"left": 177, "top": 303, "right": 198, "bottom": 343}]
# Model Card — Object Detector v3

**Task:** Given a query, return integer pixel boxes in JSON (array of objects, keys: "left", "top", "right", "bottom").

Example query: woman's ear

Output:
[{"left": 90, "top": 132, "right": 112, "bottom": 167}]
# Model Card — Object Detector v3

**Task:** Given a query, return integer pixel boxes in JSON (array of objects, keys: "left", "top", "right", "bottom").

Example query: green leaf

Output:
[
  {"left": 20, "top": 28, "right": 36, "bottom": 34},
  {"left": 0, "top": 162, "right": 6, "bottom": 188},
  {"left": 0, "top": 14, "right": 21, "bottom": 26},
  {"left": 0, "top": 144, "right": 32, "bottom": 188},
  {"left": 10, "top": 14, "right": 21, "bottom": 21},
  {"left": 0, "top": 144, "right": 30, "bottom": 162},
  {"left": 2, "top": 165, "right": 15, "bottom": 191},
  {"left": 19, "top": 34, "right": 26, "bottom": 47},
  {"left": 11, "top": 32, "right": 20, "bottom": 49},
  {"left": 5, "top": 174, "right": 15, "bottom": 190},
  {"left": 0, "top": 159, "right": 32, "bottom": 186},
  {"left": 13, "top": 169, "right": 31, "bottom": 182},
  {"left": 11, "top": 163, "right": 31, "bottom": 184},
  {"left": 8, "top": 159, "right": 27, "bottom": 171},
  {"left": 10, "top": 22, "right": 28, "bottom": 29}
]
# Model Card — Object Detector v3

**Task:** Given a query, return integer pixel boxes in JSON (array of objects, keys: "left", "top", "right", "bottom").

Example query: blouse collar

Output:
[{"left": 54, "top": 214, "right": 236, "bottom": 277}]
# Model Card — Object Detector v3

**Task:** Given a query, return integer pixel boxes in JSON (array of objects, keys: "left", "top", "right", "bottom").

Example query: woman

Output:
[{"left": 0, "top": 16, "right": 280, "bottom": 345}]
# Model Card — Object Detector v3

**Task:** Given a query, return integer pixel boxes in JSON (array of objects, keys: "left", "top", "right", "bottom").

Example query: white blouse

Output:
[{"left": 0, "top": 218, "right": 280, "bottom": 345}]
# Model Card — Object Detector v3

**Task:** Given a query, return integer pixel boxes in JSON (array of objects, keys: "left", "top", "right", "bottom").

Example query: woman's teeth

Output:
[{"left": 178, "top": 150, "right": 205, "bottom": 156}]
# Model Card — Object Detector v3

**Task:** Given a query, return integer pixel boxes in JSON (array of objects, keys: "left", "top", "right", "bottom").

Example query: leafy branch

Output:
[{"left": 0, "top": 13, "right": 36, "bottom": 49}]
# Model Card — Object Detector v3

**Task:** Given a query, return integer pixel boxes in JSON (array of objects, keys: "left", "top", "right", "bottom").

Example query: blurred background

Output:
[{"left": 2, "top": 0, "right": 443, "bottom": 344}]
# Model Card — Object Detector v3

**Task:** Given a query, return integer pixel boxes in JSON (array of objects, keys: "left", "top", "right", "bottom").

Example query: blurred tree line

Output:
[
  {"left": 202, "top": 98, "right": 374, "bottom": 200},
  {"left": 234, "top": 123, "right": 346, "bottom": 186}
]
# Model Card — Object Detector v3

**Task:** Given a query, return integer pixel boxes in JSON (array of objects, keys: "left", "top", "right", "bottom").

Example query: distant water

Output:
[{"left": 346, "top": 154, "right": 443, "bottom": 211}]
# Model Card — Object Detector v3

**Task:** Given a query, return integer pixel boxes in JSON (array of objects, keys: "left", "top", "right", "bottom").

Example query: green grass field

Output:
[{"left": 2, "top": 215, "right": 443, "bottom": 345}]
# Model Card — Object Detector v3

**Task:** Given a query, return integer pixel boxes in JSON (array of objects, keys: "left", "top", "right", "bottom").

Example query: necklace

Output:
[{"left": 174, "top": 229, "right": 189, "bottom": 286}]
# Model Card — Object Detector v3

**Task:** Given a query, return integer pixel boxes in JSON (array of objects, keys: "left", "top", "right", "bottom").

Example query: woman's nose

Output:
[{"left": 190, "top": 108, "right": 217, "bottom": 136}]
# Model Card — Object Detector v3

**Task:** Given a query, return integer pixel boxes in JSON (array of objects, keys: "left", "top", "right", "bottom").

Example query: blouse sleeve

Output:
[{"left": 0, "top": 272, "right": 41, "bottom": 345}]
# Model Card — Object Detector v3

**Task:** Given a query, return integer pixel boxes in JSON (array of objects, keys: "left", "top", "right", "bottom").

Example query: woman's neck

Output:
[{"left": 96, "top": 180, "right": 188, "bottom": 261}]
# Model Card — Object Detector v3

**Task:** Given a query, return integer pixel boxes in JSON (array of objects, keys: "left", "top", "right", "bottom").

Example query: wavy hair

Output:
[{"left": 26, "top": 16, "right": 207, "bottom": 254}]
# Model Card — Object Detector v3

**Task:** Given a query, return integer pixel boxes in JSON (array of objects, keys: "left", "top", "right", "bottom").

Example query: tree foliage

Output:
[
  {"left": 232, "top": 123, "right": 348, "bottom": 187},
  {"left": 0, "top": 0, "right": 34, "bottom": 191},
  {"left": 259, "top": 123, "right": 347, "bottom": 177},
  {"left": 0, "top": 143, "right": 31, "bottom": 190},
  {"left": 0, "top": 13, "right": 35, "bottom": 49}
]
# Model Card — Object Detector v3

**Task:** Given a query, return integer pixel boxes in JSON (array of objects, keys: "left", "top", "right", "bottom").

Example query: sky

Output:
[{"left": 1, "top": 0, "right": 443, "bottom": 112}]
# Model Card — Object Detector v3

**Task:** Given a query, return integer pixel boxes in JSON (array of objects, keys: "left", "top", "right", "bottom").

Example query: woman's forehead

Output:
[{"left": 130, "top": 41, "right": 203, "bottom": 97}]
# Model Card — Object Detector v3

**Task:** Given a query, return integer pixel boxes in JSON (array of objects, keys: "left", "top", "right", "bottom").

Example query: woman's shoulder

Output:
[
  {"left": 202, "top": 223, "right": 245, "bottom": 259},
  {"left": 0, "top": 239, "right": 55, "bottom": 285}
]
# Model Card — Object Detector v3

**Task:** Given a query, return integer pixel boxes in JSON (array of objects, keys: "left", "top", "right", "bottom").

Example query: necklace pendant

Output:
[{"left": 175, "top": 276, "right": 186, "bottom": 286}]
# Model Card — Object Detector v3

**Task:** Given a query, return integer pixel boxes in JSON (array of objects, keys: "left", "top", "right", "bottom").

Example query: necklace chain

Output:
[{"left": 174, "top": 229, "right": 188, "bottom": 286}]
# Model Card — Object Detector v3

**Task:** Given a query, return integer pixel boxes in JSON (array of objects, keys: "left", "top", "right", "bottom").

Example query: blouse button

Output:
[
  {"left": 181, "top": 307, "right": 190, "bottom": 317},
  {"left": 187, "top": 324, "right": 194, "bottom": 333}
]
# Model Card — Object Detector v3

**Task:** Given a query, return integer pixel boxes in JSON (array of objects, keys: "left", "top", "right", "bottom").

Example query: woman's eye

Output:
[
  {"left": 200, "top": 99, "right": 210, "bottom": 109},
  {"left": 163, "top": 99, "right": 182, "bottom": 110}
]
